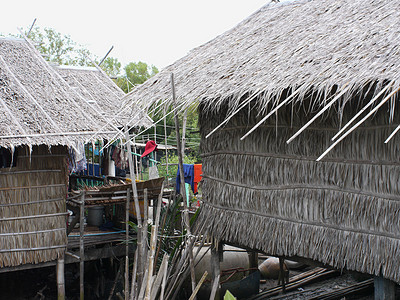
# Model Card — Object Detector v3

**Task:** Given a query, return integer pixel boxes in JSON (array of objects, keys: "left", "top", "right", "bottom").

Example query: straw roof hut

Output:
[
  {"left": 122, "top": 0, "right": 400, "bottom": 283},
  {"left": 0, "top": 37, "right": 149, "bottom": 269},
  {"left": 54, "top": 65, "right": 153, "bottom": 128}
]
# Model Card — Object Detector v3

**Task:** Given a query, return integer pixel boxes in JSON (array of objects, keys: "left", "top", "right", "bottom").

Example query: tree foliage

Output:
[
  {"left": 115, "top": 62, "right": 159, "bottom": 93},
  {"left": 26, "top": 27, "right": 94, "bottom": 66}
]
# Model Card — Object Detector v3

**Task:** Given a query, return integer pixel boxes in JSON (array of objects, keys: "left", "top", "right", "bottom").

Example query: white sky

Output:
[{"left": 0, "top": 0, "right": 268, "bottom": 70}]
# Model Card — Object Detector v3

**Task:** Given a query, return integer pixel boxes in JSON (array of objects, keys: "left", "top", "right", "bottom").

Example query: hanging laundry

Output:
[
  {"left": 176, "top": 164, "right": 194, "bottom": 194},
  {"left": 141, "top": 140, "right": 157, "bottom": 158},
  {"left": 193, "top": 164, "right": 202, "bottom": 194},
  {"left": 68, "top": 142, "right": 87, "bottom": 173}
]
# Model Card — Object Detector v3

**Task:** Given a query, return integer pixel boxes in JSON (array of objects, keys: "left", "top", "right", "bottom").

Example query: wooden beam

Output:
[{"left": 374, "top": 276, "right": 396, "bottom": 300}]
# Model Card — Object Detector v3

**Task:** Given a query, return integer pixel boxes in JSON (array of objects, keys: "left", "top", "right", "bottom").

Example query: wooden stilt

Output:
[
  {"left": 79, "top": 192, "right": 85, "bottom": 300},
  {"left": 125, "top": 189, "right": 131, "bottom": 300},
  {"left": 279, "top": 257, "right": 286, "bottom": 293},
  {"left": 210, "top": 239, "right": 222, "bottom": 300},
  {"left": 57, "top": 255, "right": 65, "bottom": 300},
  {"left": 374, "top": 276, "right": 396, "bottom": 300},
  {"left": 248, "top": 251, "right": 258, "bottom": 273}
]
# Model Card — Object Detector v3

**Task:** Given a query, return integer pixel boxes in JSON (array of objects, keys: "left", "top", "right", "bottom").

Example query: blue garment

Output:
[{"left": 176, "top": 164, "right": 195, "bottom": 194}]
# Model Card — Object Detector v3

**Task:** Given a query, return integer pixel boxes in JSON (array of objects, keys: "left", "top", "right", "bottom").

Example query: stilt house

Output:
[
  {"left": 0, "top": 37, "right": 149, "bottom": 271},
  {"left": 123, "top": 0, "right": 400, "bottom": 284}
]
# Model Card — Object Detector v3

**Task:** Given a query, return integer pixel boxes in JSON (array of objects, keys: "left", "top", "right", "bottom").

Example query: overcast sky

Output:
[{"left": 0, "top": 0, "right": 269, "bottom": 70}]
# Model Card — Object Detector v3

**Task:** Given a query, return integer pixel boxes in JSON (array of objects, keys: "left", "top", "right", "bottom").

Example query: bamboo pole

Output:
[
  {"left": 182, "top": 110, "right": 188, "bottom": 154},
  {"left": 125, "top": 189, "right": 131, "bottom": 300},
  {"left": 164, "top": 107, "right": 169, "bottom": 185},
  {"left": 385, "top": 124, "right": 400, "bottom": 144},
  {"left": 125, "top": 129, "right": 144, "bottom": 292},
  {"left": 160, "top": 258, "right": 168, "bottom": 300},
  {"left": 317, "top": 86, "right": 400, "bottom": 161},
  {"left": 150, "top": 253, "right": 169, "bottom": 300},
  {"left": 142, "top": 189, "right": 149, "bottom": 276},
  {"left": 240, "top": 87, "right": 302, "bottom": 140},
  {"left": 189, "top": 271, "right": 208, "bottom": 300},
  {"left": 287, "top": 83, "right": 351, "bottom": 144},
  {"left": 144, "top": 225, "right": 157, "bottom": 300},
  {"left": 57, "top": 256, "right": 65, "bottom": 300},
  {"left": 170, "top": 72, "right": 197, "bottom": 297},
  {"left": 205, "top": 89, "right": 262, "bottom": 139},
  {"left": 129, "top": 250, "right": 138, "bottom": 300},
  {"left": 332, "top": 81, "right": 393, "bottom": 141},
  {"left": 209, "top": 239, "right": 221, "bottom": 300},
  {"left": 79, "top": 192, "right": 85, "bottom": 300}
]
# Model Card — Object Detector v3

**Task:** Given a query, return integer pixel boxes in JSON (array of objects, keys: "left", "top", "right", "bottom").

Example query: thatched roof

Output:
[
  {"left": 54, "top": 65, "right": 153, "bottom": 128},
  {"left": 0, "top": 38, "right": 146, "bottom": 148},
  {"left": 123, "top": 0, "right": 400, "bottom": 113}
]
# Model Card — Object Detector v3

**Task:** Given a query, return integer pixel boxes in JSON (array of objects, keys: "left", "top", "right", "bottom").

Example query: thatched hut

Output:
[
  {"left": 54, "top": 65, "right": 153, "bottom": 128},
  {"left": 122, "top": 0, "right": 400, "bottom": 285},
  {"left": 0, "top": 37, "right": 149, "bottom": 272}
]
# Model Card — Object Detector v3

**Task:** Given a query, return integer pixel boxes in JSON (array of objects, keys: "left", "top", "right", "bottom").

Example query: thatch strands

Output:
[
  {"left": 54, "top": 65, "right": 152, "bottom": 129},
  {"left": 0, "top": 37, "right": 118, "bottom": 148},
  {"left": 0, "top": 146, "right": 68, "bottom": 268},
  {"left": 123, "top": 0, "right": 400, "bottom": 117},
  {"left": 196, "top": 101, "right": 400, "bottom": 283}
]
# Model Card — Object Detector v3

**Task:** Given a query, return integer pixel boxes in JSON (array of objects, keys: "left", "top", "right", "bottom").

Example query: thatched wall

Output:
[
  {"left": 0, "top": 145, "right": 68, "bottom": 268},
  {"left": 197, "top": 98, "right": 400, "bottom": 283}
]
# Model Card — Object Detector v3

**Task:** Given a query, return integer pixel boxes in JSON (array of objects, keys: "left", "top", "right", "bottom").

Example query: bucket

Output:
[{"left": 87, "top": 206, "right": 104, "bottom": 226}]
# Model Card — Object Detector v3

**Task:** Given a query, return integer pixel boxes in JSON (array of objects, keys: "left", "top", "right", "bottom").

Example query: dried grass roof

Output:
[
  {"left": 0, "top": 38, "right": 147, "bottom": 148},
  {"left": 123, "top": 0, "right": 400, "bottom": 112},
  {"left": 54, "top": 65, "right": 153, "bottom": 128}
]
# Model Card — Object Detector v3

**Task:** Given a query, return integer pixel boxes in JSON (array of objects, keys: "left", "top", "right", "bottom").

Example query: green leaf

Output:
[{"left": 224, "top": 290, "right": 237, "bottom": 300}]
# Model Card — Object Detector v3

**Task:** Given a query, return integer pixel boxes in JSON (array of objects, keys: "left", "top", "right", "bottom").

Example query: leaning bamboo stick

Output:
[
  {"left": 189, "top": 271, "right": 208, "bottom": 300},
  {"left": 287, "top": 83, "right": 351, "bottom": 144},
  {"left": 125, "top": 189, "right": 131, "bottom": 300},
  {"left": 171, "top": 72, "right": 197, "bottom": 297},
  {"left": 384, "top": 123, "right": 400, "bottom": 143},
  {"left": 125, "top": 129, "right": 144, "bottom": 290},
  {"left": 205, "top": 89, "right": 262, "bottom": 139},
  {"left": 160, "top": 257, "right": 168, "bottom": 300},
  {"left": 150, "top": 254, "right": 169, "bottom": 300},
  {"left": 240, "top": 86, "right": 302, "bottom": 140},
  {"left": 145, "top": 225, "right": 157, "bottom": 300},
  {"left": 332, "top": 81, "right": 393, "bottom": 141},
  {"left": 142, "top": 189, "right": 149, "bottom": 278},
  {"left": 129, "top": 250, "right": 138, "bottom": 300},
  {"left": 317, "top": 86, "right": 400, "bottom": 161}
]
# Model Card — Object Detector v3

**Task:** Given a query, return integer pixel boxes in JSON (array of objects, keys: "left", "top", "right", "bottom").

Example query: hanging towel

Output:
[
  {"left": 176, "top": 164, "right": 194, "bottom": 194},
  {"left": 193, "top": 164, "right": 202, "bottom": 194}
]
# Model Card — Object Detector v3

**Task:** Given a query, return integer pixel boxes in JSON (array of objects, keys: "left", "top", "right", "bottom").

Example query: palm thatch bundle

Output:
[
  {"left": 0, "top": 146, "right": 67, "bottom": 267},
  {"left": 0, "top": 37, "right": 125, "bottom": 148},
  {"left": 123, "top": 0, "right": 400, "bottom": 114},
  {"left": 54, "top": 65, "right": 153, "bottom": 128},
  {"left": 120, "top": 0, "right": 400, "bottom": 283}
]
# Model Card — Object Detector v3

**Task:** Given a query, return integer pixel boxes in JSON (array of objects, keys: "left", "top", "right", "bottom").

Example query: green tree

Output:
[
  {"left": 119, "top": 61, "right": 159, "bottom": 93},
  {"left": 101, "top": 57, "right": 122, "bottom": 78},
  {"left": 26, "top": 27, "right": 95, "bottom": 66}
]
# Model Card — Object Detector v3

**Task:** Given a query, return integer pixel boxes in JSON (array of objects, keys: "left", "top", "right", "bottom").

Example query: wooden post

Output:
[
  {"left": 163, "top": 107, "right": 169, "bottom": 185},
  {"left": 125, "top": 189, "right": 131, "bottom": 300},
  {"left": 181, "top": 110, "right": 188, "bottom": 155},
  {"left": 248, "top": 251, "right": 258, "bottom": 273},
  {"left": 125, "top": 129, "right": 144, "bottom": 292},
  {"left": 374, "top": 276, "right": 396, "bottom": 300},
  {"left": 279, "top": 257, "right": 286, "bottom": 292},
  {"left": 57, "top": 255, "right": 65, "bottom": 300},
  {"left": 170, "top": 73, "right": 197, "bottom": 297},
  {"left": 79, "top": 192, "right": 85, "bottom": 300},
  {"left": 210, "top": 239, "right": 221, "bottom": 300}
]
